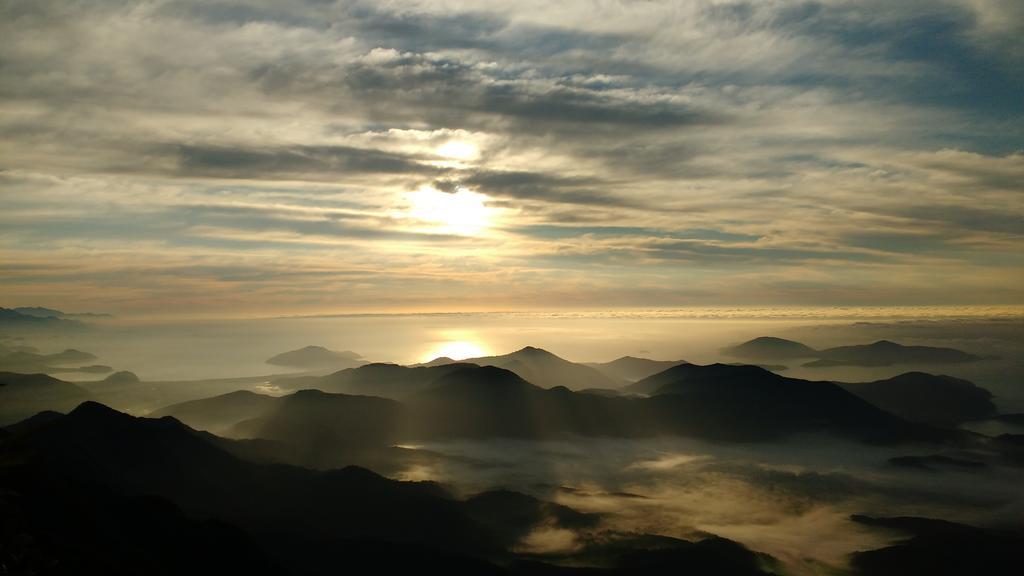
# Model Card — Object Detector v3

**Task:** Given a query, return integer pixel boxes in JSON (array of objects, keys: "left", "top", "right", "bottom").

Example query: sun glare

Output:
[
  {"left": 421, "top": 340, "right": 491, "bottom": 362},
  {"left": 406, "top": 186, "right": 494, "bottom": 235},
  {"left": 435, "top": 140, "right": 478, "bottom": 160}
]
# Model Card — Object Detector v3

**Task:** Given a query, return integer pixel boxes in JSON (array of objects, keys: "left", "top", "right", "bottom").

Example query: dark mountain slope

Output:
[
  {"left": 630, "top": 363, "right": 950, "bottom": 443},
  {"left": 0, "top": 372, "right": 92, "bottom": 425},
  {"left": 850, "top": 516, "right": 1023, "bottom": 576},
  {"left": 839, "top": 372, "right": 996, "bottom": 426},
  {"left": 409, "top": 364, "right": 948, "bottom": 444},
  {"left": 586, "top": 356, "right": 689, "bottom": 382},
  {"left": 150, "top": 390, "right": 279, "bottom": 434},
  {"left": 0, "top": 403, "right": 780, "bottom": 575},
  {"left": 0, "top": 402, "right": 496, "bottom": 555},
  {"left": 228, "top": 389, "right": 404, "bottom": 469}
]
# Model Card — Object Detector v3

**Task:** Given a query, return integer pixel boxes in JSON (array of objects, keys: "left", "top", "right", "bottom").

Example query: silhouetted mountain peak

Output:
[
  {"left": 421, "top": 356, "right": 456, "bottom": 366},
  {"left": 66, "top": 401, "right": 193, "bottom": 435},
  {"left": 68, "top": 400, "right": 124, "bottom": 420},
  {"left": 870, "top": 340, "right": 900, "bottom": 348},
  {"left": 511, "top": 345, "right": 558, "bottom": 358}
]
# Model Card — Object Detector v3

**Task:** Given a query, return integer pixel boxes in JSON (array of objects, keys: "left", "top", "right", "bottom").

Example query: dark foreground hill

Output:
[
  {"left": 0, "top": 402, "right": 779, "bottom": 575},
  {"left": 849, "top": 516, "right": 1024, "bottom": 576}
]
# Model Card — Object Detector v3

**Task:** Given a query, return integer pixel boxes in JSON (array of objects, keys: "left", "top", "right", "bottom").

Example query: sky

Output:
[{"left": 1, "top": 0, "right": 1022, "bottom": 316}]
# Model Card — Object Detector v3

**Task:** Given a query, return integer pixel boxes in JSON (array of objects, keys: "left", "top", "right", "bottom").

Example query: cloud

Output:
[
  {"left": 0, "top": 0, "right": 1021, "bottom": 313},
  {"left": 175, "top": 144, "right": 443, "bottom": 179}
]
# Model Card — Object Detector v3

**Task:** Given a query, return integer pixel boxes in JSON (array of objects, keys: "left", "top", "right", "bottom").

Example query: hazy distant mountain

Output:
[
  {"left": 806, "top": 340, "right": 984, "bottom": 367},
  {"left": 724, "top": 337, "right": 818, "bottom": 359},
  {"left": 839, "top": 372, "right": 996, "bottom": 426},
  {"left": 150, "top": 390, "right": 279, "bottom": 435},
  {"left": 586, "top": 356, "right": 689, "bottom": 381},
  {"left": 77, "top": 364, "right": 114, "bottom": 373},
  {"left": 102, "top": 370, "right": 141, "bottom": 385},
  {"left": 48, "top": 348, "right": 98, "bottom": 364},
  {"left": 726, "top": 336, "right": 984, "bottom": 367},
  {"left": 13, "top": 306, "right": 111, "bottom": 319},
  {"left": 273, "top": 361, "right": 478, "bottom": 399},
  {"left": 265, "top": 345, "right": 365, "bottom": 369},
  {"left": 0, "top": 307, "right": 84, "bottom": 329},
  {"left": 0, "top": 346, "right": 101, "bottom": 373},
  {"left": 0, "top": 372, "right": 92, "bottom": 425},
  {"left": 429, "top": 346, "right": 624, "bottom": 390},
  {"left": 0, "top": 402, "right": 778, "bottom": 575}
]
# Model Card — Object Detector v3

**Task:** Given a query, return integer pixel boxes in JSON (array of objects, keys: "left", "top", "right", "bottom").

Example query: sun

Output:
[
  {"left": 405, "top": 186, "right": 494, "bottom": 236},
  {"left": 435, "top": 140, "right": 478, "bottom": 160},
  {"left": 421, "top": 340, "right": 491, "bottom": 362}
]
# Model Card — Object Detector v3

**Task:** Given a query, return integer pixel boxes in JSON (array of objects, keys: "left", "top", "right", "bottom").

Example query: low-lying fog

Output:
[{"left": 395, "top": 435, "right": 1023, "bottom": 574}]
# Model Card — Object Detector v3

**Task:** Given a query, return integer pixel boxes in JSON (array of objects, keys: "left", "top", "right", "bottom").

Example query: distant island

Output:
[{"left": 265, "top": 345, "right": 366, "bottom": 369}]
